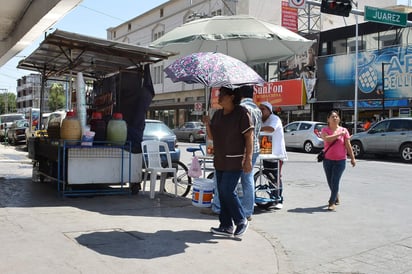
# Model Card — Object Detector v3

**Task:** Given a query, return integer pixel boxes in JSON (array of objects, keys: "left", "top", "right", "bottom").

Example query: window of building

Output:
[
  {"left": 128, "top": 23, "right": 131, "bottom": 31},
  {"left": 320, "top": 42, "right": 328, "bottom": 55},
  {"left": 379, "top": 30, "right": 401, "bottom": 49},
  {"left": 211, "top": 9, "right": 222, "bottom": 16},
  {"left": 401, "top": 27, "right": 412, "bottom": 45},
  {"left": 363, "top": 32, "right": 379, "bottom": 51},
  {"left": 153, "top": 30, "right": 165, "bottom": 41},
  {"left": 153, "top": 65, "right": 164, "bottom": 85},
  {"left": 331, "top": 39, "right": 347, "bottom": 55},
  {"left": 113, "top": 31, "right": 116, "bottom": 39},
  {"left": 347, "top": 36, "right": 365, "bottom": 53},
  {"left": 160, "top": 8, "right": 164, "bottom": 17}
]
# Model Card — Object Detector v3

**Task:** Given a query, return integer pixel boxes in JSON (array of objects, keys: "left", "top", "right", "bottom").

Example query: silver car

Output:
[
  {"left": 283, "top": 121, "right": 327, "bottom": 153},
  {"left": 350, "top": 118, "right": 412, "bottom": 163},
  {"left": 173, "top": 121, "right": 206, "bottom": 143}
]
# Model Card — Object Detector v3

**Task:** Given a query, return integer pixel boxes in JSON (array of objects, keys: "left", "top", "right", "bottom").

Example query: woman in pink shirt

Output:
[{"left": 321, "top": 110, "right": 356, "bottom": 211}]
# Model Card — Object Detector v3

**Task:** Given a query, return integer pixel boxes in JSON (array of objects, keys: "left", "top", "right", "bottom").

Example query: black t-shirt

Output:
[{"left": 210, "top": 105, "right": 253, "bottom": 171}]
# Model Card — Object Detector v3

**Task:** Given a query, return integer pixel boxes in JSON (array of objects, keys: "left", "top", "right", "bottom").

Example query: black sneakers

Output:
[
  {"left": 234, "top": 220, "right": 249, "bottom": 237},
  {"left": 211, "top": 220, "right": 249, "bottom": 237},
  {"left": 210, "top": 226, "right": 234, "bottom": 237}
]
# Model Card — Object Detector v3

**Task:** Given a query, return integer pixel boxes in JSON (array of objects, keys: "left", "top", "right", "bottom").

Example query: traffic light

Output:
[{"left": 321, "top": 0, "right": 352, "bottom": 17}]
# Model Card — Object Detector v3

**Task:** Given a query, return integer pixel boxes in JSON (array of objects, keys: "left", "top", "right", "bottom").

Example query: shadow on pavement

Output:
[
  {"left": 287, "top": 205, "right": 328, "bottom": 214},
  {"left": 0, "top": 178, "right": 208, "bottom": 220},
  {"left": 71, "top": 229, "right": 219, "bottom": 259}
]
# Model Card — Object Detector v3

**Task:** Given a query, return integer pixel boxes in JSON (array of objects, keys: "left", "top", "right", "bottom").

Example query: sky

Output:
[
  {"left": 0, "top": 0, "right": 167, "bottom": 93},
  {"left": 1, "top": 0, "right": 411, "bottom": 93}
]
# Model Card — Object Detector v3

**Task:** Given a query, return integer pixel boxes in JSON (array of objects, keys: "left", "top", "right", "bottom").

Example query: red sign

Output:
[
  {"left": 281, "top": 1, "right": 298, "bottom": 33},
  {"left": 254, "top": 79, "right": 305, "bottom": 106},
  {"left": 210, "top": 79, "right": 305, "bottom": 109}
]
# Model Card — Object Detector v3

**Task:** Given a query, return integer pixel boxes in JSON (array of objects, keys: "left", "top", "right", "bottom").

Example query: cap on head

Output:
[{"left": 260, "top": 101, "right": 273, "bottom": 113}]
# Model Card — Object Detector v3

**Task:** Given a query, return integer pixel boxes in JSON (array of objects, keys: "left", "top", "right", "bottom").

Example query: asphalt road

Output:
[{"left": 178, "top": 142, "right": 412, "bottom": 273}]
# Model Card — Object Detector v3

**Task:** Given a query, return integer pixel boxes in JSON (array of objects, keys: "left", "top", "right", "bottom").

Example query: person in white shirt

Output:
[{"left": 259, "top": 102, "right": 287, "bottom": 209}]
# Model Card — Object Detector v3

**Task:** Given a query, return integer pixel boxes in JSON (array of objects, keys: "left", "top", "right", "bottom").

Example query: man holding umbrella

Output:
[{"left": 204, "top": 86, "right": 254, "bottom": 238}]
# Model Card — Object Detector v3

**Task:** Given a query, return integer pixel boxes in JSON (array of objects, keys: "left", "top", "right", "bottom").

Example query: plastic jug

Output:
[
  {"left": 106, "top": 112, "right": 127, "bottom": 145},
  {"left": 60, "top": 111, "right": 81, "bottom": 144}
]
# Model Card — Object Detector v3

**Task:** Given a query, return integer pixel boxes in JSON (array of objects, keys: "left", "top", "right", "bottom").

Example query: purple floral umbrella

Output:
[{"left": 164, "top": 52, "right": 265, "bottom": 88}]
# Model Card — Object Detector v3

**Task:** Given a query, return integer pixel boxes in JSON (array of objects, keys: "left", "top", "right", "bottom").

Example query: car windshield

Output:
[
  {"left": 144, "top": 121, "right": 174, "bottom": 137},
  {"left": 15, "top": 120, "right": 28, "bottom": 127}
]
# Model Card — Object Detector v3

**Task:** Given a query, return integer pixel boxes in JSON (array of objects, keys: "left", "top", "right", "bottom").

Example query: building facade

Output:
[
  {"left": 16, "top": 74, "right": 51, "bottom": 114},
  {"left": 108, "top": 0, "right": 402, "bottom": 127},
  {"left": 315, "top": 12, "right": 412, "bottom": 124}
]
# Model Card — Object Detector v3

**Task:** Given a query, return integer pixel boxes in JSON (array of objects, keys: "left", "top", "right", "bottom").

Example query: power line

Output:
[{"left": 78, "top": 4, "right": 127, "bottom": 22}]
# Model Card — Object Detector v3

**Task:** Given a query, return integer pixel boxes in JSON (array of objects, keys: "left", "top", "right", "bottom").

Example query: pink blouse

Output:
[{"left": 321, "top": 127, "right": 350, "bottom": 160}]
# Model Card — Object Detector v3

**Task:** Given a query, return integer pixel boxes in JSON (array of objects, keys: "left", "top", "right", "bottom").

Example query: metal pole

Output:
[
  {"left": 381, "top": 62, "right": 385, "bottom": 119},
  {"left": 354, "top": 2, "right": 359, "bottom": 134}
]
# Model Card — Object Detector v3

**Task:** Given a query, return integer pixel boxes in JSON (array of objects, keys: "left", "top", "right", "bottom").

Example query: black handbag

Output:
[{"left": 317, "top": 139, "right": 338, "bottom": 162}]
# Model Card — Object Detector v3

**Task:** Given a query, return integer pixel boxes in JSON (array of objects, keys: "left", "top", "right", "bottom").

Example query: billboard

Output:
[{"left": 317, "top": 46, "right": 412, "bottom": 102}]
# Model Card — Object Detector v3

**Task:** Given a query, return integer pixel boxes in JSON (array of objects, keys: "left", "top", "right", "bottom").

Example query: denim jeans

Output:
[
  {"left": 211, "top": 152, "right": 258, "bottom": 216},
  {"left": 239, "top": 152, "right": 259, "bottom": 217},
  {"left": 322, "top": 159, "right": 346, "bottom": 204},
  {"left": 215, "top": 170, "right": 245, "bottom": 228},
  {"left": 262, "top": 159, "right": 283, "bottom": 203}
]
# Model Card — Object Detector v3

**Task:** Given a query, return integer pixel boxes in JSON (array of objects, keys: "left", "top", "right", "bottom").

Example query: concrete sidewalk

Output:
[
  {"left": 0, "top": 177, "right": 284, "bottom": 274},
  {"left": 0, "top": 144, "right": 287, "bottom": 274}
]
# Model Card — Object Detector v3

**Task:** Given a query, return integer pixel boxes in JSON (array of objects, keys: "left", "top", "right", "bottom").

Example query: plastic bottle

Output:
[{"left": 106, "top": 112, "right": 127, "bottom": 145}]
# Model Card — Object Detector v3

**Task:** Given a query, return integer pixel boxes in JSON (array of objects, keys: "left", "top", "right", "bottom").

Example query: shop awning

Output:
[{"left": 17, "top": 29, "right": 174, "bottom": 79}]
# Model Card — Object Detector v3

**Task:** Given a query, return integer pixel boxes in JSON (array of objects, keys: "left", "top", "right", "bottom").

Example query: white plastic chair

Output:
[{"left": 141, "top": 140, "right": 178, "bottom": 199}]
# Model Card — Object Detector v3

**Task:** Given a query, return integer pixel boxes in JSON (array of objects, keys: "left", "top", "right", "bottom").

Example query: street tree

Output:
[
  {"left": 0, "top": 92, "right": 17, "bottom": 114},
  {"left": 48, "top": 83, "right": 66, "bottom": 111}
]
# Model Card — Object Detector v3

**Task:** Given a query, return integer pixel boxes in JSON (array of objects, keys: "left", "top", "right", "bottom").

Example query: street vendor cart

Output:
[{"left": 21, "top": 29, "right": 173, "bottom": 196}]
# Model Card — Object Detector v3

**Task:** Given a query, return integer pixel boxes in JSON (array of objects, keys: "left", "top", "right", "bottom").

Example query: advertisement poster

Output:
[
  {"left": 210, "top": 79, "right": 305, "bottom": 109},
  {"left": 317, "top": 46, "right": 412, "bottom": 102}
]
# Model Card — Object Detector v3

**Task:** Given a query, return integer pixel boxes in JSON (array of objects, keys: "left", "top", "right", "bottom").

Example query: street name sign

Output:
[{"left": 364, "top": 6, "right": 407, "bottom": 27}]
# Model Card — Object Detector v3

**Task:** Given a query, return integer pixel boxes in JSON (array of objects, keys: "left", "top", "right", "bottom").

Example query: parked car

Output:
[
  {"left": 283, "top": 121, "right": 327, "bottom": 153},
  {"left": 342, "top": 121, "right": 365, "bottom": 135},
  {"left": 143, "top": 119, "right": 180, "bottom": 162},
  {"left": 7, "top": 119, "right": 29, "bottom": 145},
  {"left": 350, "top": 118, "right": 412, "bottom": 162},
  {"left": 173, "top": 121, "right": 206, "bottom": 143},
  {"left": 25, "top": 112, "right": 51, "bottom": 141},
  {"left": 0, "top": 113, "right": 25, "bottom": 141}
]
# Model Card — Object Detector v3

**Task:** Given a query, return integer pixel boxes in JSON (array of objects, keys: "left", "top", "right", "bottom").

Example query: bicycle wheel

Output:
[
  {"left": 163, "top": 161, "right": 192, "bottom": 197},
  {"left": 254, "top": 170, "right": 278, "bottom": 209}
]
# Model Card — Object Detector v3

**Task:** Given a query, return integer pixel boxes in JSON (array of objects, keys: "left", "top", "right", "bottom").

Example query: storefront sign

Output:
[
  {"left": 253, "top": 79, "right": 305, "bottom": 106},
  {"left": 210, "top": 79, "right": 305, "bottom": 109}
]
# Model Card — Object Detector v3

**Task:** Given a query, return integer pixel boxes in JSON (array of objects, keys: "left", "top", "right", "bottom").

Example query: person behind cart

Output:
[{"left": 259, "top": 101, "right": 288, "bottom": 209}]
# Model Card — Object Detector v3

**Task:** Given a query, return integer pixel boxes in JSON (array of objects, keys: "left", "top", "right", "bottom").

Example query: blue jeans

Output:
[
  {"left": 322, "top": 159, "right": 346, "bottom": 204},
  {"left": 211, "top": 152, "right": 258, "bottom": 217},
  {"left": 239, "top": 152, "right": 259, "bottom": 217},
  {"left": 215, "top": 170, "right": 246, "bottom": 228},
  {"left": 262, "top": 159, "right": 283, "bottom": 203}
]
